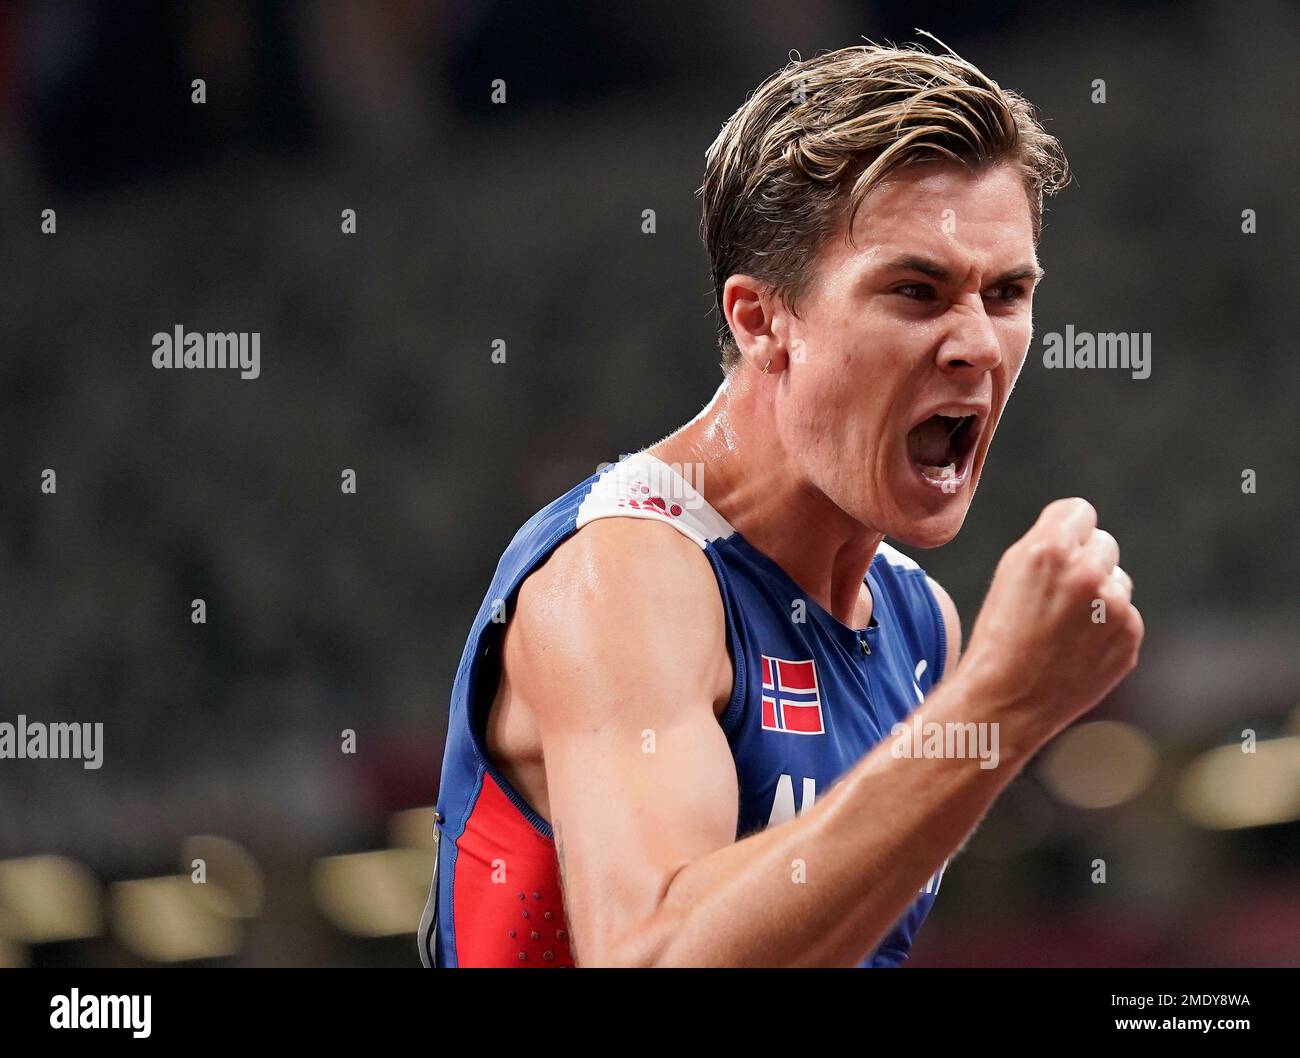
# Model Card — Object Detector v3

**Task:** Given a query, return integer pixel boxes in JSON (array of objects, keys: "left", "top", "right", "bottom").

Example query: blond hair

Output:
[{"left": 699, "top": 43, "right": 1070, "bottom": 373}]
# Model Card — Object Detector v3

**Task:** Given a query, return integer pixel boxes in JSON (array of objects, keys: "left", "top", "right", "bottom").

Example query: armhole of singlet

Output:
[
  {"left": 917, "top": 571, "right": 949, "bottom": 686},
  {"left": 574, "top": 452, "right": 743, "bottom": 732},
  {"left": 876, "top": 542, "right": 948, "bottom": 687},
  {"left": 704, "top": 544, "right": 747, "bottom": 739},
  {"left": 566, "top": 511, "right": 746, "bottom": 739},
  {"left": 463, "top": 527, "right": 573, "bottom": 843},
  {"left": 466, "top": 511, "right": 743, "bottom": 840}
]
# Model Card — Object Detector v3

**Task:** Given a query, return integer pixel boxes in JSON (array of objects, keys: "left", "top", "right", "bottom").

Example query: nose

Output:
[{"left": 936, "top": 298, "right": 1003, "bottom": 374}]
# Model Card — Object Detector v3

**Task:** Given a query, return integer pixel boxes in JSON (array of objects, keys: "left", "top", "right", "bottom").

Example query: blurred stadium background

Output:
[{"left": 1, "top": 0, "right": 1297, "bottom": 967}]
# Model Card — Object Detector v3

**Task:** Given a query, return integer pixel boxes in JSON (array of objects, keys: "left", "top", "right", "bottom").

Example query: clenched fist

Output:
[{"left": 959, "top": 498, "right": 1145, "bottom": 747}]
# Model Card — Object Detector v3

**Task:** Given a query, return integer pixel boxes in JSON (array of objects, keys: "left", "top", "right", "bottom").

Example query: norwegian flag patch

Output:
[{"left": 760, "top": 656, "right": 824, "bottom": 735}]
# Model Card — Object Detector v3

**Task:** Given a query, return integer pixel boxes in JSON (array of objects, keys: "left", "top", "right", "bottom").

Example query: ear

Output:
[{"left": 723, "top": 274, "right": 788, "bottom": 373}]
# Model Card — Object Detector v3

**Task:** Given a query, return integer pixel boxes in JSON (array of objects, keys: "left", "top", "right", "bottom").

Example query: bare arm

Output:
[{"left": 515, "top": 500, "right": 1141, "bottom": 967}]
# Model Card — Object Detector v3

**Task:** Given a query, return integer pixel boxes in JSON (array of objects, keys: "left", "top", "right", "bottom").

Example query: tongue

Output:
[{"left": 908, "top": 416, "right": 951, "bottom": 466}]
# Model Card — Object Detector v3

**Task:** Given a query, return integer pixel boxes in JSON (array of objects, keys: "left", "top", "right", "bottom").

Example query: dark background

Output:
[{"left": 0, "top": 0, "right": 1296, "bottom": 966}]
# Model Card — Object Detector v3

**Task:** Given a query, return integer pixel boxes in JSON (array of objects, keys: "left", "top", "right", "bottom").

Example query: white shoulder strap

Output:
[{"left": 575, "top": 452, "right": 735, "bottom": 549}]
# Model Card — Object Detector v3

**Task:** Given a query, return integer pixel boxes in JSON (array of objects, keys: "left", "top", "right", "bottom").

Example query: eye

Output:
[
  {"left": 985, "top": 283, "right": 1028, "bottom": 303},
  {"left": 895, "top": 283, "right": 935, "bottom": 301}
]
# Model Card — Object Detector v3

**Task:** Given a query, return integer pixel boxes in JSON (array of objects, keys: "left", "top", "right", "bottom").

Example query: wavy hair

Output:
[{"left": 700, "top": 43, "right": 1070, "bottom": 373}]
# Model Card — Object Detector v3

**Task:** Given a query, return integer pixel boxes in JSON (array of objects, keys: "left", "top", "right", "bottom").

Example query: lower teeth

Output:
[{"left": 918, "top": 461, "right": 957, "bottom": 480}]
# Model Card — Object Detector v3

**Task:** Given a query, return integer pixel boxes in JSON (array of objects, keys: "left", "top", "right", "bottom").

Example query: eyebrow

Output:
[{"left": 883, "top": 254, "right": 1046, "bottom": 285}]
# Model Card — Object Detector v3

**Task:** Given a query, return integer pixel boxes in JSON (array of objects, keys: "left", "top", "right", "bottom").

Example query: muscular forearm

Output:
[{"left": 612, "top": 671, "right": 1043, "bottom": 967}]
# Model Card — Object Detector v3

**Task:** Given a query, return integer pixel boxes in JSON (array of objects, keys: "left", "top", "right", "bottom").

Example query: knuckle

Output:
[
  {"left": 1072, "top": 557, "right": 1106, "bottom": 590},
  {"left": 1026, "top": 539, "right": 1068, "bottom": 569},
  {"left": 1035, "top": 499, "right": 1069, "bottom": 529},
  {"left": 1055, "top": 496, "right": 1098, "bottom": 528},
  {"left": 1093, "top": 583, "right": 1122, "bottom": 611}
]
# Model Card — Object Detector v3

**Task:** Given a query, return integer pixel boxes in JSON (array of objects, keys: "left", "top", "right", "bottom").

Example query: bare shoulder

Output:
[
  {"left": 506, "top": 518, "right": 742, "bottom": 966},
  {"left": 925, "top": 575, "right": 963, "bottom": 679},
  {"left": 508, "top": 516, "right": 734, "bottom": 722}
]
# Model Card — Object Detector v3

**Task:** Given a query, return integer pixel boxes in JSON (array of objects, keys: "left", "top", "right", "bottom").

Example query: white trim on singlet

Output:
[
  {"left": 574, "top": 452, "right": 736, "bottom": 549},
  {"left": 875, "top": 540, "right": 922, "bottom": 571},
  {"left": 576, "top": 454, "right": 925, "bottom": 576}
]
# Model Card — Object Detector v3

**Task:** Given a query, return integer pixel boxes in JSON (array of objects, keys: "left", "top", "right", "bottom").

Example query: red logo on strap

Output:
[{"left": 618, "top": 481, "right": 683, "bottom": 518}]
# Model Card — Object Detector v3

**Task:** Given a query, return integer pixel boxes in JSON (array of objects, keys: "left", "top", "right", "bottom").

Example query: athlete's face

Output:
[{"left": 775, "top": 160, "right": 1040, "bottom": 547}]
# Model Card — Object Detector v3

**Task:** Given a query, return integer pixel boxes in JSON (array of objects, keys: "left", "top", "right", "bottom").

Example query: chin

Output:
[
  {"left": 885, "top": 486, "right": 977, "bottom": 548},
  {"left": 887, "top": 512, "right": 966, "bottom": 550}
]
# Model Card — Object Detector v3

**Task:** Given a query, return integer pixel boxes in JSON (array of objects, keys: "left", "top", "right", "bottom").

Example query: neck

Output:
[{"left": 647, "top": 369, "right": 884, "bottom": 628}]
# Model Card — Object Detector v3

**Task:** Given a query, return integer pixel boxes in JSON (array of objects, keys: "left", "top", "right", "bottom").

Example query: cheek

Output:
[
  {"left": 1008, "top": 312, "right": 1034, "bottom": 352},
  {"left": 997, "top": 318, "right": 1033, "bottom": 374},
  {"left": 782, "top": 361, "right": 839, "bottom": 439},
  {"left": 1005, "top": 334, "right": 1032, "bottom": 384},
  {"left": 778, "top": 360, "right": 860, "bottom": 457}
]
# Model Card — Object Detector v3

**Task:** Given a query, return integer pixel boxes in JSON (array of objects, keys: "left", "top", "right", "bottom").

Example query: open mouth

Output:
[{"left": 906, "top": 412, "right": 980, "bottom": 486}]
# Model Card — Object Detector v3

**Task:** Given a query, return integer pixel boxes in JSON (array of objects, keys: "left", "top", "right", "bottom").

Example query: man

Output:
[{"left": 419, "top": 44, "right": 1142, "bottom": 967}]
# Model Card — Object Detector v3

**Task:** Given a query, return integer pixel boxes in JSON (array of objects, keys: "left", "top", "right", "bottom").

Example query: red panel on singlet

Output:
[{"left": 452, "top": 772, "right": 576, "bottom": 967}]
